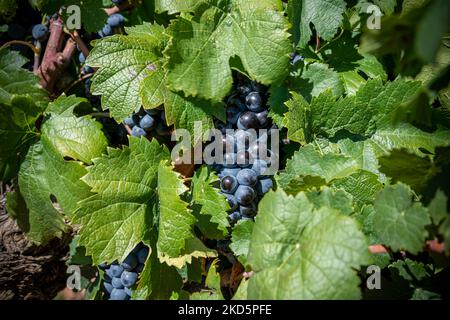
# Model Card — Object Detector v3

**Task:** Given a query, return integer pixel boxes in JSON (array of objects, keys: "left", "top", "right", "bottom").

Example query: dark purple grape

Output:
[
  {"left": 235, "top": 185, "right": 256, "bottom": 206},
  {"left": 236, "top": 168, "right": 258, "bottom": 186},
  {"left": 83, "top": 66, "right": 94, "bottom": 74},
  {"left": 256, "top": 110, "right": 269, "bottom": 128},
  {"left": 32, "top": 24, "right": 49, "bottom": 41},
  {"left": 124, "top": 117, "right": 135, "bottom": 127},
  {"left": 78, "top": 51, "right": 86, "bottom": 64},
  {"left": 237, "top": 85, "right": 252, "bottom": 97},
  {"left": 218, "top": 167, "right": 240, "bottom": 178},
  {"left": 135, "top": 263, "right": 144, "bottom": 273},
  {"left": 236, "top": 150, "right": 252, "bottom": 168},
  {"left": 112, "top": 276, "right": 124, "bottom": 289},
  {"left": 224, "top": 193, "right": 238, "bottom": 211},
  {"left": 136, "top": 247, "right": 149, "bottom": 264},
  {"left": 140, "top": 114, "right": 156, "bottom": 130},
  {"left": 107, "top": 13, "right": 125, "bottom": 28},
  {"left": 257, "top": 178, "right": 273, "bottom": 196},
  {"left": 245, "top": 92, "right": 263, "bottom": 112},
  {"left": 290, "top": 53, "right": 304, "bottom": 65},
  {"left": 237, "top": 112, "right": 259, "bottom": 130},
  {"left": 103, "top": 282, "right": 113, "bottom": 294},
  {"left": 222, "top": 134, "right": 236, "bottom": 153},
  {"left": 132, "top": 126, "right": 147, "bottom": 138},
  {"left": 252, "top": 159, "right": 268, "bottom": 176},
  {"left": 223, "top": 153, "right": 237, "bottom": 168},
  {"left": 220, "top": 175, "right": 238, "bottom": 194},
  {"left": 226, "top": 105, "right": 241, "bottom": 125},
  {"left": 240, "top": 203, "right": 257, "bottom": 217},
  {"left": 109, "top": 264, "right": 124, "bottom": 277},
  {"left": 110, "top": 288, "right": 129, "bottom": 300},
  {"left": 121, "top": 271, "right": 138, "bottom": 287},
  {"left": 229, "top": 211, "right": 242, "bottom": 223},
  {"left": 121, "top": 253, "right": 138, "bottom": 271}
]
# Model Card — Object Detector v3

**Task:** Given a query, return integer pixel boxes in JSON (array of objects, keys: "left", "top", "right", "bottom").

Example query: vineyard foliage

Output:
[{"left": 1, "top": 0, "right": 450, "bottom": 300}]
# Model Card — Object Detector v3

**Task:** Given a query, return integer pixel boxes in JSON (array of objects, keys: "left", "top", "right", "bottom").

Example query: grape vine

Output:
[{"left": 0, "top": 0, "right": 449, "bottom": 301}]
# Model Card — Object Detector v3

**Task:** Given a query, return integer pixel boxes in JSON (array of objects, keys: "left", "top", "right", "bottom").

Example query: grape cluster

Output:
[
  {"left": 99, "top": 244, "right": 149, "bottom": 300},
  {"left": 123, "top": 107, "right": 171, "bottom": 138},
  {"left": 98, "top": 13, "right": 125, "bottom": 38},
  {"left": 213, "top": 77, "right": 276, "bottom": 225}
]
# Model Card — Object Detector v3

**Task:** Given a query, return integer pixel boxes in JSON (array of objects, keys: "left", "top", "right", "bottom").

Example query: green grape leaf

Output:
[
  {"left": 87, "top": 23, "right": 167, "bottom": 120},
  {"left": 42, "top": 107, "right": 108, "bottom": 165},
  {"left": 247, "top": 190, "right": 370, "bottom": 299},
  {"left": 378, "top": 149, "right": 440, "bottom": 193},
  {"left": 411, "top": 288, "right": 441, "bottom": 300},
  {"left": 0, "top": 48, "right": 47, "bottom": 106},
  {"left": 164, "top": 92, "right": 226, "bottom": 144},
  {"left": 298, "top": 62, "right": 344, "bottom": 100},
  {"left": 337, "top": 139, "right": 382, "bottom": 178},
  {"left": 75, "top": 138, "right": 170, "bottom": 265},
  {"left": 191, "top": 166, "right": 230, "bottom": 239},
  {"left": 232, "top": 279, "right": 249, "bottom": 300},
  {"left": 284, "top": 79, "right": 423, "bottom": 139},
  {"left": 304, "top": 187, "right": 354, "bottom": 215},
  {"left": 0, "top": 96, "right": 42, "bottom": 180},
  {"left": 289, "top": 0, "right": 347, "bottom": 48},
  {"left": 331, "top": 171, "right": 384, "bottom": 209},
  {"left": 428, "top": 190, "right": 448, "bottom": 225},
  {"left": 67, "top": 235, "right": 92, "bottom": 266},
  {"left": 165, "top": 0, "right": 291, "bottom": 102},
  {"left": 0, "top": 49, "right": 48, "bottom": 179},
  {"left": 339, "top": 71, "right": 366, "bottom": 96},
  {"left": 159, "top": 237, "right": 217, "bottom": 269},
  {"left": 285, "top": 92, "right": 312, "bottom": 144},
  {"left": 17, "top": 139, "right": 92, "bottom": 244},
  {"left": 277, "top": 145, "right": 359, "bottom": 194},
  {"left": 312, "top": 79, "right": 422, "bottom": 138},
  {"left": 154, "top": 0, "right": 198, "bottom": 14},
  {"left": 337, "top": 124, "right": 450, "bottom": 183},
  {"left": 157, "top": 162, "right": 195, "bottom": 258},
  {"left": 190, "top": 260, "right": 223, "bottom": 300},
  {"left": 230, "top": 219, "right": 254, "bottom": 266},
  {"left": 45, "top": 94, "right": 88, "bottom": 115},
  {"left": 389, "top": 258, "right": 431, "bottom": 282},
  {"left": 373, "top": 183, "right": 431, "bottom": 254},
  {"left": 157, "top": 163, "right": 217, "bottom": 268},
  {"left": 133, "top": 242, "right": 183, "bottom": 300},
  {"left": 370, "top": 123, "right": 450, "bottom": 155}
]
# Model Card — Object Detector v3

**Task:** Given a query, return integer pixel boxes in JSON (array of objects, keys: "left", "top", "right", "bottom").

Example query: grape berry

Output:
[
  {"left": 100, "top": 243, "right": 149, "bottom": 300},
  {"left": 123, "top": 107, "right": 170, "bottom": 138}
]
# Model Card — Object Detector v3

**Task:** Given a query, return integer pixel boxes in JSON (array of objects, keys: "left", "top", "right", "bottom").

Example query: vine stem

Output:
[
  {"left": 124, "top": 124, "right": 132, "bottom": 135},
  {"left": 0, "top": 40, "right": 40, "bottom": 55},
  {"left": 89, "top": 112, "right": 111, "bottom": 118},
  {"left": 62, "top": 73, "right": 93, "bottom": 94},
  {"left": 33, "top": 41, "right": 42, "bottom": 74},
  {"left": 69, "top": 30, "right": 90, "bottom": 58},
  {"left": 315, "top": 28, "right": 345, "bottom": 54},
  {"left": 315, "top": 35, "right": 321, "bottom": 52},
  {"left": 38, "top": 18, "right": 77, "bottom": 93}
]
